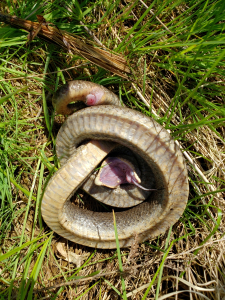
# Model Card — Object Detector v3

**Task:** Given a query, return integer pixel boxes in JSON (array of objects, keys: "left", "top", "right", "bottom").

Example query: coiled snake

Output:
[{"left": 41, "top": 81, "right": 189, "bottom": 249}]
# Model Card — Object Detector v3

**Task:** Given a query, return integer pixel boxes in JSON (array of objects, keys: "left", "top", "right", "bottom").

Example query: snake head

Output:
[
  {"left": 52, "top": 81, "right": 120, "bottom": 115},
  {"left": 95, "top": 157, "right": 156, "bottom": 191}
]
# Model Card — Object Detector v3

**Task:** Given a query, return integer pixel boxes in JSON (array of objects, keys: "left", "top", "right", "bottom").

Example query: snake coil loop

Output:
[{"left": 41, "top": 81, "right": 189, "bottom": 249}]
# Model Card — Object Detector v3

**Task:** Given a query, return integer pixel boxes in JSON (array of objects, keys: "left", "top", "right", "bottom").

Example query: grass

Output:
[{"left": 0, "top": 0, "right": 225, "bottom": 299}]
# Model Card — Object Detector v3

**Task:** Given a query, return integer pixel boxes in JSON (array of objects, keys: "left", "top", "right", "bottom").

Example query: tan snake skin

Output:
[{"left": 41, "top": 81, "right": 189, "bottom": 249}]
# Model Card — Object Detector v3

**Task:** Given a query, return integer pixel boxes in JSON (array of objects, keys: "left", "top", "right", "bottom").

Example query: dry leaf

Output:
[
  {"left": 56, "top": 241, "right": 90, "bottom": 267},
  {"left": 0, "top": 13, "right": 130, "bottom": 77}
]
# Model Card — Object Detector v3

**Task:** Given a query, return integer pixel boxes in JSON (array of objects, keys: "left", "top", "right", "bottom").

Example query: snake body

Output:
[{"left": 41, "top": 81, "right": 189, "bottom": 249}]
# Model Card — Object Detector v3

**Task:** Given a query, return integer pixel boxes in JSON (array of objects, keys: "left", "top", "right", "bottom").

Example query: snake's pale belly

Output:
[{"left": 41, "top": 81, "right": 189, "bottom": 249}]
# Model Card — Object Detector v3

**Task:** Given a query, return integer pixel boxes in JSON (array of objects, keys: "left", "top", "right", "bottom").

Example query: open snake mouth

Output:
[
  {"left": 95, "top": 157, "right": 157, "bottom": 191},
  {"left": 95, "top": 157, "right": 141, "bottom": 188},
  {"left": 74, "top": 151, "right": 157, "bottom": 214},
  {"left": 67, "top": 101, "right": 86, "bottom": 112},
  {"left": 81, "top": 146, "right": 156, "bottom": 208}
]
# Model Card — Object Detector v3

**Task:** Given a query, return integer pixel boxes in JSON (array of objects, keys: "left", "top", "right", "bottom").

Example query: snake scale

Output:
[{"left": 41, "top": 81, "right": 189, "bottom": 249}]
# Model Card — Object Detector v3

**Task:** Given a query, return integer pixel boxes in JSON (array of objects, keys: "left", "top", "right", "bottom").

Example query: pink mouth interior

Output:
[
  {"left": 99, "top": 157, "right": 156, "bottom": 191},
  {"left": 85, "top": 89, "right": 104, "bottom": 106}
]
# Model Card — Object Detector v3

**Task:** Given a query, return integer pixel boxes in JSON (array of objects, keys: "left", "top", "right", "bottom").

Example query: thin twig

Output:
[
  {"left": 166, "top": 237, "right": 225, "bottom": 259},
  {"left": 65, "top": 4, "right": 106, "bottom": 48},
  {"left": 80, "top": 21, "right": 106, "bottom": 48},
  {"left": 33, "top": 266, "right": 142, "bottom": 293},
  {"left": 25, "top": 2, "right": 47, "bottom": 20},
  {"left": 139, "top": 0, "right": 173, "bottom": 34}
]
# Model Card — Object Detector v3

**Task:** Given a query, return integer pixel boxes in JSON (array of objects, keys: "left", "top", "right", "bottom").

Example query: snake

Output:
[{"left": 41, "top": 81, "right": 189, "bottom": 249}]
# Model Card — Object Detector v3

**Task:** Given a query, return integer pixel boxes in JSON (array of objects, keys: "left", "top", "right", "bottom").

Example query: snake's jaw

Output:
[
  {"left": 94, "top": 157, "right": 153, "bottom": 190},
  {"left": 53, "top": 83, "right": 87, "bottom": 115},
  {"left": 53, "top": 80, "right": 120, "bottom": 115},
  {"left": 52, "top": 82, "right": 105, "bottom": 114}
]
